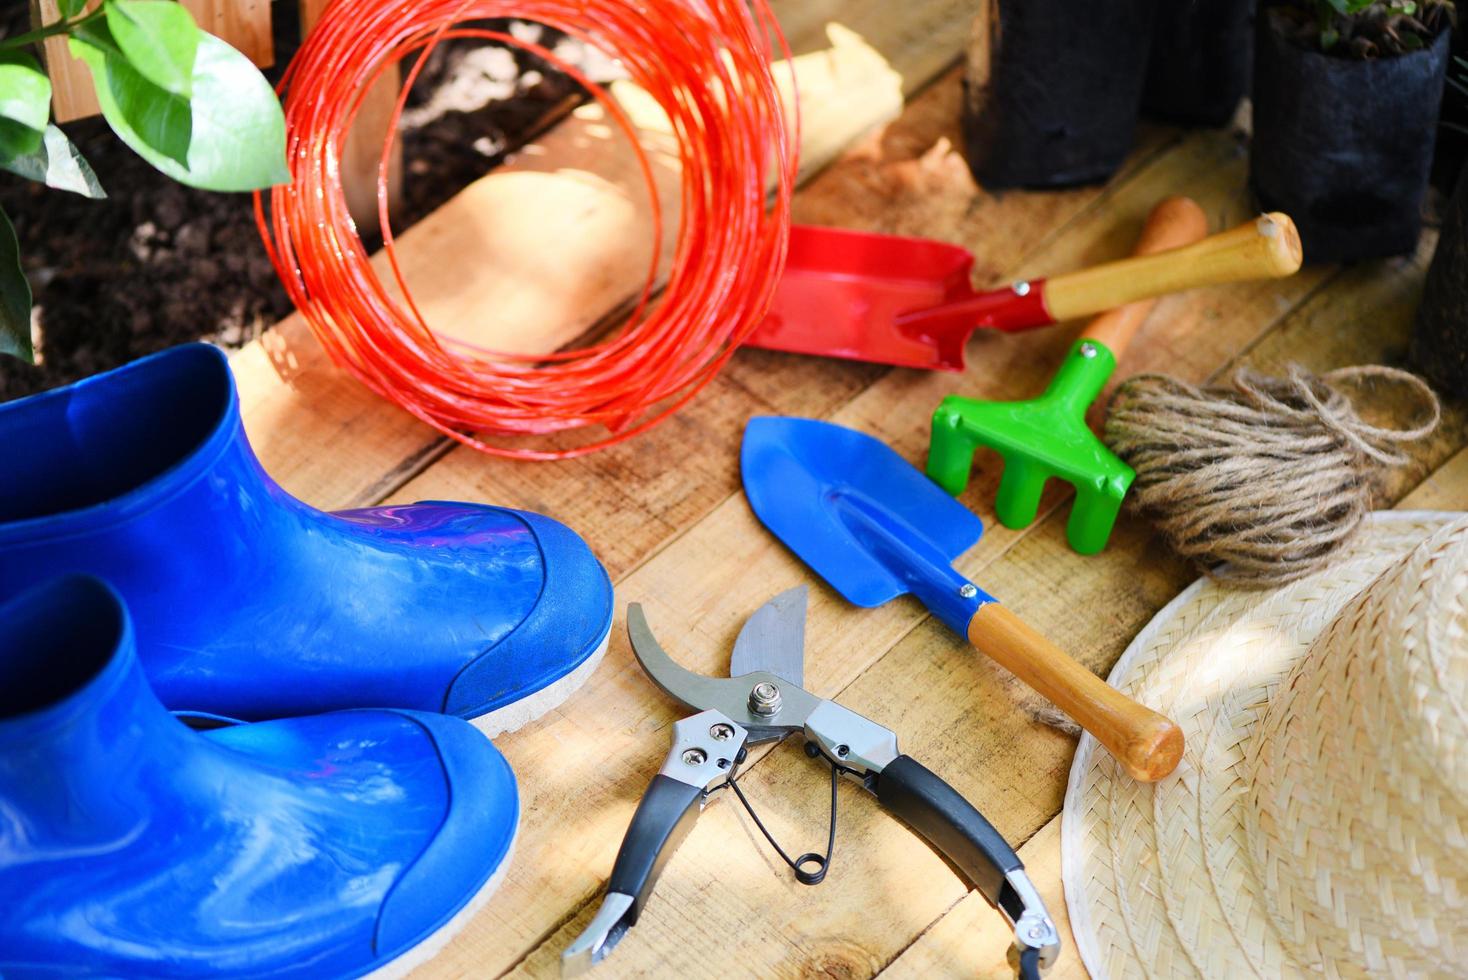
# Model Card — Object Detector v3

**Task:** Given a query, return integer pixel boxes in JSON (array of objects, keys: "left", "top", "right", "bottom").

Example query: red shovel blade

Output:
[
  {"left": 747, "top": 225, "right": 1055, "bottom": 372},
  {"left": 747, "top": 225, "right": 979, "bottom": 372}
]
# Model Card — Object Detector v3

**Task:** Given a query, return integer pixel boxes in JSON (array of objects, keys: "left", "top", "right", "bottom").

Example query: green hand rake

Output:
[{"left": 927, "top": 198, "right": 1301, "bottom": 554}]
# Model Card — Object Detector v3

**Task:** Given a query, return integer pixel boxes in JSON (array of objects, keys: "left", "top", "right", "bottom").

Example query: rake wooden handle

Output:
[
  {"left": 1079, "top": 196, "right": 1209, "bottom": 358},
  {"left": 1045, "top": 211, "right": 1302, "bottom": 326},
  {"left": 968, "top": 603, "right": 1183, "bottom": 781}
]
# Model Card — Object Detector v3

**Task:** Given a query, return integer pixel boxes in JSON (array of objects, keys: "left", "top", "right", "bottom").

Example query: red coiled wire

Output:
[{"left": 256, "top": 0, "right": 795, "bottom": 459}]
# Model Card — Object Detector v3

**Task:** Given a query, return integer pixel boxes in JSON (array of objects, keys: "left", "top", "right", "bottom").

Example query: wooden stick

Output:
[
  {"left": 968, "top": 603, "right": 1184, "bottom": 781},
  {"left": 1045, "top": 212, "right": 1302, "bottom": 324},
  {"left": 1079, "top": 196, "right": 1208, "bottom": 357}
]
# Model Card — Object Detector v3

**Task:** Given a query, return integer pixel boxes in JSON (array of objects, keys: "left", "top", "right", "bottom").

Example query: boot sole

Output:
[
  {"left": 469, "top": 622, "right": 613, "bottom": 738},
  {"left": 363, "top": 829, "right": 519, "bottom": 980}
]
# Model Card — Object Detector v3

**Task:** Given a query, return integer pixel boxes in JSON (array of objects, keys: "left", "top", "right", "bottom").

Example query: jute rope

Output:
[{"left": 1104, "top": 364, "right": 1440, "bottom": 587}]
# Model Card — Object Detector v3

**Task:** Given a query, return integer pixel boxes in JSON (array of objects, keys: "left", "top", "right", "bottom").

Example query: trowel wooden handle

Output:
[
  {"left": 1045, "top": 211, "right": 1302, "bottom": 326},
  {"left": 967, "top": 604, "right": 1183, "bottom": 782},
  {"left": 1079, "top": 196, "right": 1209, "bottom": 359}
]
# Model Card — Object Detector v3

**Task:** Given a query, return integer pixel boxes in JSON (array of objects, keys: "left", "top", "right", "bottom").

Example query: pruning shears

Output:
[{"left": 562, "top": 586, "right": 1060, "bottom": 977}]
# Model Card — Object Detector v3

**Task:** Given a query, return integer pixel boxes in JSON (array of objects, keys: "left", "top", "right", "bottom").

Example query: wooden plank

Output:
[
  {"left": 477, "top": 190, "right": 1462, "bottom": 979},
  {"left": 34, "top": 0, "right": 273, "bottom": 123},
  {"left": 298, "top": 0, "right": 402, "bottom": 234},
  {"left": 885, "top": 440, "right": 1468, "bottom": 980},
  {"left": 216, "top": 6, "right": 1468, "bottom": 977},
  {"left": 398, "top": 128, "right": 1359, "bottom": 976},
  {"left": 236, "top": 4, "right": 960, "bottom": 511}
]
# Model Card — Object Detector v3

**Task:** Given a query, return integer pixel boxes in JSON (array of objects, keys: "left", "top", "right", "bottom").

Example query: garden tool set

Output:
[
  {"left": 746, "top": 210, "right": 1302, "bottom": 370},
  {"left": 927, "top": 196, "right": 1221, "bottom": 555},
  {"left": 565, "top": 587, "right": 1061, "bottom": 978},
  {"left": 742, "top": 416, "right": 1184, "bottom": 782}
]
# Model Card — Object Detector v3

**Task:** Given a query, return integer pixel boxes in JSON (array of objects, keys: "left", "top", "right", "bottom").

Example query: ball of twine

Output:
[{"left": 1104, "top": 364, "right": 1441, "bottom": 588}]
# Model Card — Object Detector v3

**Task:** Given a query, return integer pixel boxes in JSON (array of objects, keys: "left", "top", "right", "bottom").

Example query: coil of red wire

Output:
[{"left": 256, "top": 0, "right": 795, "bottom": 459}]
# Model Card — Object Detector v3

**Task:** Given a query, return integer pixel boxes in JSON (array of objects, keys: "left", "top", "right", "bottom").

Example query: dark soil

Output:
[
  {"left": 1267, "top": 0, "right": 1453, "bottom": 58},
  {"left": 0, "top": 5, "right": 614, "bottom": 400}
]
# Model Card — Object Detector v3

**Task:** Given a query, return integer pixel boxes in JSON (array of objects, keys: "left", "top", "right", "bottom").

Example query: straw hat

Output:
[{"left": 1062, "top": 511, "right": 1467, "bottom": 979}]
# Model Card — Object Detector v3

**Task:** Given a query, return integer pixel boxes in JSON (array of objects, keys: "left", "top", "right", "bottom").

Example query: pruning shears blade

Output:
[
  {"left": 729, "top": 584, "right": 807, "bottom": 685},
  {"left": 626, "top": 602, "right": 821, "bottom": 739}
]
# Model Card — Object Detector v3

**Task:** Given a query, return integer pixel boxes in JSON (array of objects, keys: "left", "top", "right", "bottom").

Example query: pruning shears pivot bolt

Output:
[{"left": 749, "top": 681, "right": 782, "bottom": 715}]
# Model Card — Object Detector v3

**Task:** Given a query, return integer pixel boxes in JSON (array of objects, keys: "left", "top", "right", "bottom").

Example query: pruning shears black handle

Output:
[
  {"left": 874, "top": 756, "right": 1058, "bottom": 977},
  {"left": 563, "top": 711, "right": 748, "bottom": 976},
  {"left": 606, "top": 774, "right": 703, "bottom": 920}
]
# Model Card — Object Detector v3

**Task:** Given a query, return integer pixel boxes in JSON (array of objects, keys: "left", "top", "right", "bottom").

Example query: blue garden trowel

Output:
[{"left": 740, "top": 416, "right": 1182, "bottom": 782}]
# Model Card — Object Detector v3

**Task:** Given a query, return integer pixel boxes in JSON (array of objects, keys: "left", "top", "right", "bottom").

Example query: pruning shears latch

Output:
[{"left": 562, "top": 586, "right": 1060, "bottom": 977}]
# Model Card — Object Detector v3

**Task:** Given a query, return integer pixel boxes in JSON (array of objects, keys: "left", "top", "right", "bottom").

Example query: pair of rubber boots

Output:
[{"left": 0, "top": 345, "right": 614, "bottom": 976}]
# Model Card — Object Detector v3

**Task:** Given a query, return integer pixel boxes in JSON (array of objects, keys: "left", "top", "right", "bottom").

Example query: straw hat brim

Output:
[{"left": 1061, "top": 511, "right": 1461, "bottom": 980}]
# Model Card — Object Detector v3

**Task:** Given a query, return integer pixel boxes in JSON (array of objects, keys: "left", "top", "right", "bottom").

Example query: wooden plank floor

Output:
[{"left": 231, "top": 9, "right": 1468, "bottom": 977}]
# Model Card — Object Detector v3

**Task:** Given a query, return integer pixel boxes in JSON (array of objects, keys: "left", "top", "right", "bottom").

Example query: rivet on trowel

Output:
[
  {"left": 1079, "top": 342, "right": 1098, "bottom": 359},
  {"left": 959, "top": 584, "right": 978, "bottom": 599},
  {"left": 749, "top": 681, "right": 782, "bottom": 715},
  {"left": 1012, "top": 280, "right": 1031, "bottom": 296}
]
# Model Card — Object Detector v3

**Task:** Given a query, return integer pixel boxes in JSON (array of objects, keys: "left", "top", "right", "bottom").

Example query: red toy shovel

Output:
[{"left": 747, "top": 213, "right": 1303, "bottom": 371}]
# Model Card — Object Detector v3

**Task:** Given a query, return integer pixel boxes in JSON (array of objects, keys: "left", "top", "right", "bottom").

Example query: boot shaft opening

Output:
[
  {"left": 0, "top": 345, "right": 231, "bottom": 525},
  {"left": 0, "top": 577, "right": 125, "bottom": 719}
]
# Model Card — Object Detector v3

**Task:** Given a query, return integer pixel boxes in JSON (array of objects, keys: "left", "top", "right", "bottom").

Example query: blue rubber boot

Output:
[
  {"left": 0, "top": 344, "right": 613, "bottom": 733},
  {"left": 0, "top": 575, "right": 518, "bottom": 977}
]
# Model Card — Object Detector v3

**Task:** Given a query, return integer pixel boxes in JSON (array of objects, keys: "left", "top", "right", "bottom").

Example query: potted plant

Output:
[
  {"left": 1143, "top": 0, "right": 1256, "bottom": 126},
  {"left": 962, "top": 0, "right": 1156, "bottom": 189},
  {"left": 1250, "top": 0, "right": 1453, "bottom": 263}
]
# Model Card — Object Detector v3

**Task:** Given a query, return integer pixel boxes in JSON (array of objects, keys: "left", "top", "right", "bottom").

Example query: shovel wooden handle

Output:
[
  {"left": 968, "top": 604, "right": 1183, "bottom": 781},
  {"left": 1079, "top": 196, "right": 1209, "bottom": 359},
  {"left": 1045, "top": 211, "right": 1302, "bottom": 326}
]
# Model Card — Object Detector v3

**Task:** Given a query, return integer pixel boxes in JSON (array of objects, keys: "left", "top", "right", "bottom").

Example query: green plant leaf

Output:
[
  {"left": 72, "top": 24, "right": 286, "bottom": 191},
  {"left": 71, "top": 21, "right": 191, "bottom": 169},
  {"left": 1324, "top": 0, "right": 1351, "bottom": 13},
  {"left": 60, "top": 0, "right": 92, "bottom": 17},
  {"left": 0, "top": 50, "right": 52, "bottom": 159},
  {"left": 1321, "top": 26, "right": 1341, "bottom": 48},
  {"left": 105, "top": 0, "right": 199, "bottom": 97},
  {"left": 0, "top": 124, "right": 106, "bottom": 197},
  {"left": 0, "top": 206, "right": 33, "bottom": 363}
]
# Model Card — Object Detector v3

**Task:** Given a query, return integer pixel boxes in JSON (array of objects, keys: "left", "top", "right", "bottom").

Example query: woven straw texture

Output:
[{"left": 1062, "top": 512, "right": 1466, "bottom": 979}]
